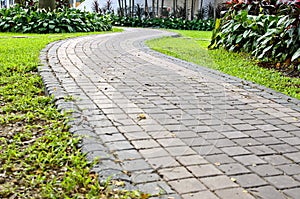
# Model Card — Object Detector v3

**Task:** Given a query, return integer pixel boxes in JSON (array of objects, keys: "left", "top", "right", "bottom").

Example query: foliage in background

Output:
[
  {"left": 147, "top": 30, "right": 300, "bottom": 99},
  {"left": 0, "top": 30, "right": 148, "bottom": 198},
  {"left": 209, "top": 0, "right": 300, "bottom": 74},
  {"left": 111, "top": 16, "right": 215, "bottom": 30},
  {"left": 0, "top": 6, "right": 112, "bottom": 33}
]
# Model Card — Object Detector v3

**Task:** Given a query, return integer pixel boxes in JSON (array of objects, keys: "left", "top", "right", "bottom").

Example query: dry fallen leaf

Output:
[
  {"left": 137, "top": 114, "right": 147, "bottom": 120},
  {"left": 214, "top": 162, "right": 221, "bottom": 166},
  {"left": 231, "top": 177, "right": 237, "bottom": 182}
]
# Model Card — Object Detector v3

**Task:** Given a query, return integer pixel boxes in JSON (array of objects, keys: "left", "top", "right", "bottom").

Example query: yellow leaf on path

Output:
[
  {"left": 137, "top": 113, "right": 146, "bottom": 120},
  {"left": 231, "top": 177, "right": 237, "bottom": 182},
  {"left": 214, "top": 162, "right": 221, "bottom": 166}
]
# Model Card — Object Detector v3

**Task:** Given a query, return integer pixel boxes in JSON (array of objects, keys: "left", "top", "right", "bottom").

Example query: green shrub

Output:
[
  {"left": 111, "top": 15, "right": 215, "bottom": 31},
  {"left": 210, "top": 0, "right": 300, "bottom": 68},
  {"left": 0, "top": 6, "right": 112, "bottom": 33}
]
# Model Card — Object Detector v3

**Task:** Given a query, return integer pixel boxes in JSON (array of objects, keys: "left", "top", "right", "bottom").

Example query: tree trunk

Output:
[
  {"left": 152, "top": 0, "right": 155, "bottom": 17},
  {"left": 156, "top": 0, "right": 159, "bottom": 16},
  {"left": 191, "top": 0, "right": 195, "bottom": 20},
  {"left": 161, "top": 0, "right": 164, "bottom": 16},
  {"left": 39, "top": 0, "right": 55, "bottom": 10},
  {"left": 145, "top": 0, "right": 148, "bottom": 17},
  {"left": 132, "top": 0, "right": 134, "bottom": 17}
]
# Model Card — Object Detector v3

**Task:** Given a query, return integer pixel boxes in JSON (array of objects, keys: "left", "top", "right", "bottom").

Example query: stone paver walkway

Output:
[{"left": 39, "top": 28, "right": 300, "bottom": 199}]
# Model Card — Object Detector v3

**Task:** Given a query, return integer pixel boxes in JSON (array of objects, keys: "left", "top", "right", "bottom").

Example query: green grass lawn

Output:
[
  {"left": 146, "top": 30, "right": 300, "bottom": 100},
  {"left": 0, "top": 29, "right": 147, "bottom": 198}
]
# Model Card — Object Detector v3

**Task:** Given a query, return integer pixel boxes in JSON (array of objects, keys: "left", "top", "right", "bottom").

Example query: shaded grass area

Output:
[
  {"left": 146, "top": 30, "right": 300, "bottom": 100},
  {"left": 0, "top": 29, "right": 148, "bottom": 198}
]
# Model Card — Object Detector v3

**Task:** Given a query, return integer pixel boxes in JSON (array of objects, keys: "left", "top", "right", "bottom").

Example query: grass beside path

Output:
[
  {"left": 146, "top": 30, "right": 300, "bottom": 100},
  {"left": 0, "top": 29, "right": 147, "bottom": 198}
]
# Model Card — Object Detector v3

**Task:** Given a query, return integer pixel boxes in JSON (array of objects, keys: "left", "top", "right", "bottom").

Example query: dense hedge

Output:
[
  {"left": 210, "top": 0, "right": 300, "bottom": 67},
  {"left": 0, "top": 6, "right": 112, "bottom": 33},
  {"left": 111, "top": 16, "right": 215, "bottom": 31}
]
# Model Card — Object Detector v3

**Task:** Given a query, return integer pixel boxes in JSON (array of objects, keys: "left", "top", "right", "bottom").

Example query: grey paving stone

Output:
[
  {"left": 281, "top": 137, "right": 300, "bottom": 146},
  {"left": 219, "top": 163, "right": 251, "bottom": 175},
  {"left": 168, "top": 178, "right": 206, "bottom": 194},
  {"left": 139, "top": 147, "right": 170, "bottom": 158},
  {"left": 234, "top": 154, "right": 267, "bottom": 166},
  {"left": 124, "top": 132, "right": 152, "bottom": 140},
  {"left": 137, "top": 181, "right": 175, "bottom": 196},
  {"left": 283, "top": 188, "right": 300, "bottom": 199},
  {"left": 276, "top": 164, "right": 300, "bottom": 175},
  {"left": 200, "top": 175, "right": 239, "bottom": 191},
  {"left": 245, "top": 145, "right": 276, "bottom": 156},
  {"left": 114, "top": 149, "right": 142, "bottom": 160},
  {"left": 233, "top": 173, "right": 268, "bottom": 188},
  {"left": 182, "top": 137, "right": 211, "bottom": 146},
  {"left": 250, "top": 186, "right": 286, "bottom": 199},
  {"left": 131, "top": 139, "right": 160, "bottom": 149},
  {"left": 165, "top": 146, "right": 197, "bottom": 156},
  {"left": 158, "top": 167, "right": 193, "bottom": 181},
  {"left": 270, "top": 144, "right": 299, "bottom": 153},
  {"left": 265, "top": 175, "right": 300, "bottom": 189},
  {"left": 107, "top": 140, "right": 134, "bottom": 151},
  {"left": 193, "top": 145, "right": 223, "bottom": 156},
  {"left": 205, "top": 154, "right": 236, "bottom": 164},
  {"left": 175, "top": 155, "right": 208, "bottom": 167},
  {"left": 122, "top": 159, "right": 152, "bottom": 172},
  {"left": 187, "top": 164, "right": 222, "bottom": 177},
  {"left": 232, "top": 138, "right": 261, "bottom": 146},
  {"left": 146, "top": 156, "right": 180, "bottom": 169},
  {"left": 255, "top": 137, "right": 283, "bottom": 145},
  {"left": 208, "top": 138, "right": 237, "bottom": 148},
  {"left": 215, "top": 188, "right": 255, "bottom": 199},
  {"left": 249, "top": 164, "right": 283, "bottom": 177},
  {"left": 182, "top": 190, "right": 219, "bottom": 199},
  {"left": 261, "top": 155, "right": 293, "bottom": 165},
  {"left": 131, "top": 171, "right": 161, "bottom": 184},
  {"left": 157, "top": 138, "right": 186, "bottom": 147},
  {"left": 221, "top": 146, "right": 251, "bottom": 157}
]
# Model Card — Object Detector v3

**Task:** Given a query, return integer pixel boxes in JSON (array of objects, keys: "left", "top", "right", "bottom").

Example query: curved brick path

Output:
[{"left": 39, "top": 28, "right": 300, "bottom": 199}]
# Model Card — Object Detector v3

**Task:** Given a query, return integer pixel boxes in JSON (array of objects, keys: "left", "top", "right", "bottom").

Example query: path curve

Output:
[{"left": 39, "top": 28, "right": 300, "bottom": 199}]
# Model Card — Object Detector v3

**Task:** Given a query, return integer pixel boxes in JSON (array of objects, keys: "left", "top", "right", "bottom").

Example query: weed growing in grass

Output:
[
  {"left": 0, "top": 28, "right": 148, "bottom": 198},
  {"left": 146, "top": 30, "right": 300, "bottom": 99}
]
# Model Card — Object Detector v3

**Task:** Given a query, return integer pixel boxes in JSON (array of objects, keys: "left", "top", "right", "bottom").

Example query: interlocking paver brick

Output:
[
  {"left": 200, "top": 175, "right": 239, "bottom": 191},
  {"left": 193, "top": 145, "right": 223, "bottom": 156},
  {"left": 176, "top": 155, "right": 208, "bottom": 166},
  {"left": 208, "top": 138, "right": 237, "bottom": 147},
  {"left": 215, "top": 188, "right": 255, "bottom": 199},
  {"left": 42, "top": 28, "right": 300, "bottom": 198},
  {"left": 234, "top": 154, "right": 266, "bottom": 166},
  {"left": 248, "top": 164, "right": 283, "bottom": 177},
  {"left": 245, "top": 145, "right": 276, "bottom": 156},
  {"left": 232, "top": 138, "right": 261, "bottom": 146},
  {"left": 165, "top": 146, "right": 197, "bottom": 156},
  {"left": 265, "top": 175, "right": 300, "bottom": 189},
  {"left": 187, "top": 164, "right": 222, "bottom": 177},
  {"left": 146, "top": 156, "right": 180, "bottom": 169},
  {"left": 131, "top": 139, "right": 160, "bottom": 149},
  {"left": 276, "top": 164, "right": 300, "bottom": 175},
  {"left": 283, "top": 188, "right": 300, "bottom": 199},
  {"left": 168, "top": 178, "right": 206, "bottom": 194},
  {"left": 158, "top": 167, "right": 193, "bottom": 181},
  {"left": 250, "top": 186, "right": 286, "bottom": 199},
  {"left": 261, "top": 155, "right": 293, "bottom": 165},
  {"left": 157, "top": 138, "right": 186, "bottom": 147},
  {"left": 233, "top": 173, "right": 268, "bottom": 188},
  {"left": 219, "top": 163, "right": 251, "bottom": 175},
  {"left": 182, "top": 190, "right": 219, "bottom": 199},
  {"left": 270, "top": 144, "right": 299, "bottom": 153},
  {"left": 221, "top": 146, "right": 251, "bottom": 156},
  {"left": 205, "top": 154, "right": 236, "bottom": 164}
]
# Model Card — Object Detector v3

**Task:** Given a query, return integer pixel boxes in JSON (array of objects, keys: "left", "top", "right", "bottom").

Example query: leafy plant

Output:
[
  {"left": 0, "top": 6, "right": 112, "bottom": 33},
  {"left": 111, "top": 15, "right": 215, "bottom": 31},
  {"left": 209, "top": 0, "right": 300, "bottom": 73}
]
